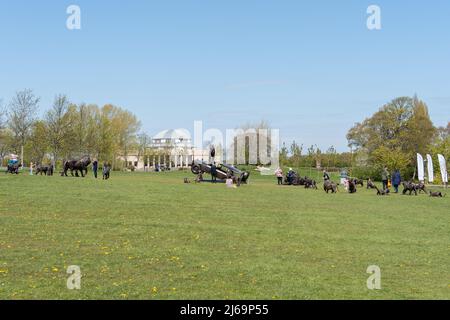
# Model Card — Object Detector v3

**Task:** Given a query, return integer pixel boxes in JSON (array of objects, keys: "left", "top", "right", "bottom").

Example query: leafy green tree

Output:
[
  {"left": 430, "top": 122, "right": 450, "bottom": 179},
  {"left": 371, "top": 146, "right": 411, "bottom": 173},
  {"left": 95, "top": 104, "right": 116, "bottom": 162},
  {"left": 111, "top": 106, "right": 141, "bottom": 167},
  {"left": 279, "top": 142, "right": 289, "bottom": 165},
  {"left": 26, "top": 120, "right": 49, "bottom": 164},
  {"left": 45, "top": 95, "right": 73, "bottom": 168},
  {"left": 289, "top": 140, "right": 302, "bottom": 168},
  {"left": 347, "top": 96, "right": 436, "bottom": 171}
]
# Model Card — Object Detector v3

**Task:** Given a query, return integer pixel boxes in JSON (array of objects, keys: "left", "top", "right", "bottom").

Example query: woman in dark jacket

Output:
[
  {"left": 92, "top": 159, "right": 98, "bottom": 179},
  {"left": 392, "top": 169, "right": 402, "bottom": 193}
]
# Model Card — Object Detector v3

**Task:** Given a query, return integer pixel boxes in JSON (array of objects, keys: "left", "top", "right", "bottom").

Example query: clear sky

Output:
[{"left": 1, "top": 0, "right": 449, "bottom": 151}]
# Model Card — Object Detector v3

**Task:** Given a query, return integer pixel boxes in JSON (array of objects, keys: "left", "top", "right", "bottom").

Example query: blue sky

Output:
[{"left": 1, "top": 0, "right": 449, "bottom": 151}]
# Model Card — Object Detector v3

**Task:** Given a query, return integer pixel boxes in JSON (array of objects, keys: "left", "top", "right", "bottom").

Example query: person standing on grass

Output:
[
  {"left": 226, "top": 177, "right": 235, "bottom": 188},
  {"left": 211, "top": 162, "right": 217, "bottom": 183},
  {"left": 340, "top": 168, "right": 348, "bottom": 186},
  {"left": 392, "top": 169, "right": 402, "bottom": 193},
  {"left": 93, "top": 159, "right": 98, "bottom": 179},
  {"left": 323, "top": 169, "right": 330, "bottom": 182},
  {"left": 287, "top": 168, "right": 294, "bottom": 185},
  {"left": 275, "top": 167, "right": 283, "bottom": 185},
  {"left": 381, "top": 166, "right": 389, "bottom": 190}
]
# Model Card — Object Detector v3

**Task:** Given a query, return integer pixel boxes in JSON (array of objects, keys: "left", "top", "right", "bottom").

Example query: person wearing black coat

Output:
[
  {"left": 211, "top": 163, "right": 217, "bottom": 183},
  {"left": 323, "top": 170, "right": 330, "bottom": 181},
  {"left": 392, "top": 169, "right": 402, "bottom": 193},
  {"left": 92, "top": 160, "right": 98, "bottom": 179}
]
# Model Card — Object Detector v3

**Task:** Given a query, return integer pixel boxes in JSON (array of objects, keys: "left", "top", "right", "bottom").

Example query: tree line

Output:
[
  {"left": 0, "top": 89, "right": 141, "bottom": 169},
  {"left": 279, "top": 142, "right": 353, "bottom": 170},
  {"left": 1, "top": 90, "right": 448, "bottom": 178},
  {"left": 273, "top": 95, "right": 448, "bottom": 181},
  {"left": 347, "top": 96, "right": 449, "bottom": 181}
]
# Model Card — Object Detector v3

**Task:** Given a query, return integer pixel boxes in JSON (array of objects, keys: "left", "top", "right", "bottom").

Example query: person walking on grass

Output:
[
  {"left": 381, "top": 166, "right": 390, "bottom": 191},
  {"left": 392, "top": 169, "right": 402, "bottom": 193},
  {"left": 93, "top": 159, "right": 98, "bottom": 179},
  {"left": 275, "top": 167, "right": 283, "bottom": 185}
]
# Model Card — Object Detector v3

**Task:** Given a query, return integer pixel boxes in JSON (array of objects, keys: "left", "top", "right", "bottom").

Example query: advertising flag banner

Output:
[
  {"left": 417, "top": 153, "right": 425, "bottom": 182},
  {"left": 438, "top": 154, "right": 448, "bottom": 183},
  {"left": 426, "top": 154, "right": 434, "bottom": 183}
]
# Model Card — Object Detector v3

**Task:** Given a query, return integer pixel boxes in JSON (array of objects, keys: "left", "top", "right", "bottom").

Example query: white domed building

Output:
[{"left": 118, "top": 128, "right": 210, "bottom": 171}]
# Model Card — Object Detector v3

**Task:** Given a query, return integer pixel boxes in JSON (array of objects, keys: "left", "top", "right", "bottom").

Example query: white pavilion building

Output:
[{"left": 119, "top": 128, "right": 210, "bottom": 171}]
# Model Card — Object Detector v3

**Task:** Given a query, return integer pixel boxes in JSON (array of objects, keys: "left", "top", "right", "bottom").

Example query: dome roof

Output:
[{"left": 153, "top": 128, "right": 191, "bottom": 140}]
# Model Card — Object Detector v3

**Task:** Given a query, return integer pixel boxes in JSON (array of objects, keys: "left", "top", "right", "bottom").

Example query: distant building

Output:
[{"left": 117, "top": 128, "right": 210, "bottom": 171}]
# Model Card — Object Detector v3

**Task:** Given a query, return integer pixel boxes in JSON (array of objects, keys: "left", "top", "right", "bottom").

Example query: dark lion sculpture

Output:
[
  {"left": 304, "top": 177, "right": 318, "bottom": 189},
  {"left": 415, "top": 182, "right": 427, "bottom": 194},
  {"left": 348, "top": 180, "right": 357, "bottom": 193},
  {"left": 367, "top": 178, "right": 377, "bottom": 189},
  {"left": 374, "top": 186, "right": 390, "bottom": 196},
  {"left": 351, "top": 178, "right": 364, "bottom": 187},
  {"left": 323, "top": 180, "right": 338, "bottom": 193},
  {"left": 429, "top": 191, "right": 444, "bottom": 198},
  {"left": 402, "top": 181, "right": 418, "bottom": 196}
]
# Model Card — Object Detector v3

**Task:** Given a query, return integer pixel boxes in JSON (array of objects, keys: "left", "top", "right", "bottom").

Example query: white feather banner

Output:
[
  {"left": 417, "top": 154, "right": 425, "bottom": 182},
  {"left": 438, "top": 154, "right": 448, "bottom": 183},
  {"left": 426, "top": 154, "right": 434, "bottom": 183}
]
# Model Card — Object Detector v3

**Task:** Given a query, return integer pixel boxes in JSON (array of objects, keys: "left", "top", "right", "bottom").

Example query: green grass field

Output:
[{"left": 0, "top": 170, "right": 449, "bottom": 300}]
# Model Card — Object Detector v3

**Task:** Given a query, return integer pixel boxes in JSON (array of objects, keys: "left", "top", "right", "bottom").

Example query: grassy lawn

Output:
[{"left": 0, "top": 169, "right": 449, "bottom": 300}]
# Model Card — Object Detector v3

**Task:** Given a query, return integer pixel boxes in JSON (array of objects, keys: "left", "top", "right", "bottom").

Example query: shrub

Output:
[{"left": 350, "top": 166, "right": 380, "bottom": 181}]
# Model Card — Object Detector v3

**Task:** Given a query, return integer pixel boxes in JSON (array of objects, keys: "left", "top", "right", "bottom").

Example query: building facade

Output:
[{"left": 118, "top": 128, "right": 210, "bottom": 171}]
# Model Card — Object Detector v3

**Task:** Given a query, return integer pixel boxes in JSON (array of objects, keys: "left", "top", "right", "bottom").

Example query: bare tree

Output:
[
  {"left": 8, "top": 89, "right": 40, "bottom": 153},
  {"left": 437, "top": 122, "right": 450, "bottom": 140},
  {"left": 136, "top": 132, "right": 149, "bottom": 165},
  {"left": 229, "top": 120, "right": 272, "bottom": 165},
  {"left": 0, "top": 99, "right": 5, "bottom": 130},
  {"left": 46, "top": 94, "right": 71, "bottom": 167},
  {"left": 0, "top": 99, "right": 8, "bottom": 165}
]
